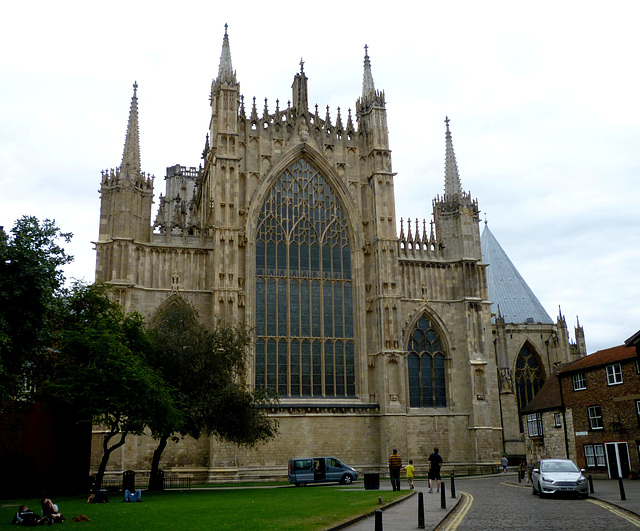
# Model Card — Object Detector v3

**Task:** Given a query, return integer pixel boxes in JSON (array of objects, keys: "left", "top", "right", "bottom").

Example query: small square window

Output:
[
  {"left": 554, "top": 412, "right": 562, "bottom": 427},
  {"left": 588, "top": 405, "right": 603, "bottom": 430},
  {"left": 572, "top": 372, "right": 586, "bottom": 391},
  {"left": 606, "top": 364, "right": 623, "bottom": 385}
]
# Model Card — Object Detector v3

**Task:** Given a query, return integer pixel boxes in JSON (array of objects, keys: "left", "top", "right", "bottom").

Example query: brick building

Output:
[
  {"left": 523, "top": 335, "right": 640, "bottom": 479},
  {"left": 521, "top": 372, "right": 576, "bottom": 465}
]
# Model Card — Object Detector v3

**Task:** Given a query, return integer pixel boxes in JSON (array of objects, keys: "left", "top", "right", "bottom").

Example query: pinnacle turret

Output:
[
  {"left": 356, "top": 45, "right": 385, "bottom": 120},
  {"left": 214, "top": 24, "right": 237, "bottom": 87},
  {"left": 291, "top": 58, "right": 308, "bottom": 113},
  {"left": 443, "top": 116, "right": 462, "bottom": 200},
  {"left": 120, "top": 81, "right": 141, "bottom": 176},
  {"left": 362, "top": 44, "right": 375, "bottom": 98}
]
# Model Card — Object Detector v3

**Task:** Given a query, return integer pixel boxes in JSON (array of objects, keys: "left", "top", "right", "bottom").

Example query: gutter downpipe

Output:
[{"left": 557, "top": 372, "right": 570, "bottom": 459}]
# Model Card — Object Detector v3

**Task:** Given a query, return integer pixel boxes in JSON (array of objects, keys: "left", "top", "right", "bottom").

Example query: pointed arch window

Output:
[
  {"left": 515, "top": 344, "right": 544, "bottom": 431},
  {"left": 255, "top": 158, "right": 355, "bottom": 398},
  {"left": 407, "top": 316, "right": 446, "bottom": 407}
]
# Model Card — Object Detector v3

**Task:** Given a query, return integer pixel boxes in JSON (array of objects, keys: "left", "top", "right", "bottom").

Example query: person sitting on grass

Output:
[
  {"left": 40, "top": 498, "right": 64, "bottom": 524},
  {"left": 124, "top": 489, "right": 142, "bottom": 502},
  {"left": 87, "top": 490, "right": 110, "bottom": 503},
  {"left": 10, "top": 505, "right": 40, "bottom": 526}
]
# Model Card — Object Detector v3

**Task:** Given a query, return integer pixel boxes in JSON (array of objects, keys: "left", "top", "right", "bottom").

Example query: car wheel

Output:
[
  {"left": 296, "top": 482, "right": 306, "bottom": 487},
  {"left": 342, "top": 475, "right": 353, "bottom": 485}
]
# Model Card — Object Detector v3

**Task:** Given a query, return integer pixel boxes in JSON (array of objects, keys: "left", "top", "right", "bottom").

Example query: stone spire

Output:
[
  {"left": 443, "top": 116, "right": 462, "bottom": 200},
  {"left": 356, "top": 45, "right": 385, "bottom": 120},
  {"left": 362, "top": 44, "right": 375, "bottom": 98},
  {"left": 120, "top": 81, "right": 141, "bottom": 175},
  {"left": 215, "top": 23, "right": 236, "bottom": 86}
]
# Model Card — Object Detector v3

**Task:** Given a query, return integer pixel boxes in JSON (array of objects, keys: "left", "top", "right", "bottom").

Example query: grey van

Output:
[{"left": 287, "top": 456, "right": 358, "bottom": 486}]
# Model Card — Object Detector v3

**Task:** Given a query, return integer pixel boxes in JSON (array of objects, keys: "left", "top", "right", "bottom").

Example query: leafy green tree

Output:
[
  {"left": 146, "top": 302, "right": 278, "bottom": 489},
  {"left": 0, "top": 216, "right": 72, "bottom": 401},
  {"left": 51, "top": 283, "right": 180, "bottom": 490}
]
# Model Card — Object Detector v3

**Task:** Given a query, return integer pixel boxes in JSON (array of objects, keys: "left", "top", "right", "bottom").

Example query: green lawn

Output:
[{"left": 0, "top": 486, "right": 407, "bottom": 530}]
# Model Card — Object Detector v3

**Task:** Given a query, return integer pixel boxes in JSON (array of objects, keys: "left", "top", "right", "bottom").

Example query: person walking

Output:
[
  {"left": 388, "top": 448, "right": 402, "bottom": 491},
  {"left": 501, "top": 454, "right": 508, "bottom": 473},
  {"left": 404, "top": 460, "right": 415, "bottom": 490},
  {"left": 428, "top": 447, "right": 443, "bottom": 493}
]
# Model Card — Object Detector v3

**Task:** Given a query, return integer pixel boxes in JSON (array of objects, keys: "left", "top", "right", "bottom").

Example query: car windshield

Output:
[{"left": 541, "top": 461, "right": 579, "bottom": 473}]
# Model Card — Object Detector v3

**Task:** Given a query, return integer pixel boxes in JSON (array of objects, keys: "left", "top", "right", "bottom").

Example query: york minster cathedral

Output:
[{"left": 93, "top": 27, "right": 585, "bottom": 479}]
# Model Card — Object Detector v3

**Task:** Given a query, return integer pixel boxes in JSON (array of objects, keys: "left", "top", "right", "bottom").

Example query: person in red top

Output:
[{"left": 388, "top": 448, "right": 402, "bottom": 491}]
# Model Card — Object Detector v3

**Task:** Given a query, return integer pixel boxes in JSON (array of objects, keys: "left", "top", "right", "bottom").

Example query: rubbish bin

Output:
[
  {"left": 364, "top": 473, "right": 380, "bottom": 490},
  {"left": 123, "top": 470, "right": 135, "bottom": 493}
]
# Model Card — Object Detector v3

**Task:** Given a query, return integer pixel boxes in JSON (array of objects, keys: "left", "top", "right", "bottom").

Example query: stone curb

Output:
[{"left": 326, "top": 490, "right": 417, "bottom": 530}]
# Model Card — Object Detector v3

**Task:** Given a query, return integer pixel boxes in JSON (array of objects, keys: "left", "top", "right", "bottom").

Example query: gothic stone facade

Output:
[{"left": 93, "top": 29, "right": 579, "bottom": 480}]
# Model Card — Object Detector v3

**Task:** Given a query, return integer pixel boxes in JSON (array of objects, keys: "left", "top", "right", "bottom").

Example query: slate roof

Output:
[
  {"left": 557, "top": 344, "right": 637, "bottom": 375},
  {"left": 521, "top": 371, "right": 562, "bottom": 414},
  {"left": 480, "top": 223, "right": 553, "bottom": 325}
]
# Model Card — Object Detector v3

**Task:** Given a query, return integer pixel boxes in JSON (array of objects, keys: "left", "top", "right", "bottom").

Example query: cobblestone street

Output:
[{"left": 444, "top": 476, "right": 640, "bottom": 530}]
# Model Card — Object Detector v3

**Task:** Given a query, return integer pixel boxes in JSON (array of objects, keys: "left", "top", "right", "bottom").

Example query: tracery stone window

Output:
[
  {"left": 255, "top": 158, "right": 355, "bottom": 397},
  {"left": 515, "top": 343, "right": 544, "bottom": 430},
  {"left": 407, "top": 316, "right": 446, "bottom": 407}
]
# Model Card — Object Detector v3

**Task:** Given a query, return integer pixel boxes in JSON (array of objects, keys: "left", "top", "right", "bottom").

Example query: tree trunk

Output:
[
  {"left": 149, "top": 435, "right": 169, "bottom": 490},
  {"left": 94, "top": 430, "right": 128, "bottom": 491}
]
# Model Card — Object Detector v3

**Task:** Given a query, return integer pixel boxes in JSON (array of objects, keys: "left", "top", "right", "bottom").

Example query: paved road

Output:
[{"left": 443, "top": 475, "right": 640, "bottom": 530}]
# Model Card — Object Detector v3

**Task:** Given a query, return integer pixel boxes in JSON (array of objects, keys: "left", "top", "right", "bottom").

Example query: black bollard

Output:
[
  {"left": 418, "top": 491, "right": 425, "bottom": 529},
  {"left": 441, "top": 481, "right": 447, "bottom": 509},
  {"left": 619, "top": 476, "right": 627, "bottom": 501},
  {"left": 588, "top": 474, "right": 594, "bottom": 494},
  {"left": 375, "top": 509, "right": 383, "bottom": 531},
  {"left": 451, "top": 472, "right": 456, "bottom": 498}
]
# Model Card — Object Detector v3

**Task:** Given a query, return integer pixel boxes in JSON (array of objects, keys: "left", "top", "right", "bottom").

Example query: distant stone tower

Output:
[
  {"left": 92, "top": 27, "right": 582, "bottom": 479},
  {"left": 96, "top": 82, "right": 154, "bottom": 306}
]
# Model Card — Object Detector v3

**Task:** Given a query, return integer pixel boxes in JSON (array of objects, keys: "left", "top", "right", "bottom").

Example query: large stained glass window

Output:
[
  {"left": 255, "top": 158, "right": 355, "bottom": 397},
  {"left": 407, "top": 316, "right": 446, "bottom": 407},
  {"left": 515, "top": 344, "right": 544, "bottom": 431}
]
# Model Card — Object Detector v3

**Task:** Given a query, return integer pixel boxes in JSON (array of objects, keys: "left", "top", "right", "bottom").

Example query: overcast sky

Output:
[{"left": 1, "top": 1, "right": 638, "bottom": 354}]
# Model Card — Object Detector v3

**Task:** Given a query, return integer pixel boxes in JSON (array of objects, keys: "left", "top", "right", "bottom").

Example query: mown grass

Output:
[{"left": 0, "top": 485, "right": 407, "bottom": 530}]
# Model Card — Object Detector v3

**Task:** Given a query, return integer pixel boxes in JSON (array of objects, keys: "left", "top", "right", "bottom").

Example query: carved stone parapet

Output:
[{"left": 260, "top": 403, "right": 380, "bottom": 415}]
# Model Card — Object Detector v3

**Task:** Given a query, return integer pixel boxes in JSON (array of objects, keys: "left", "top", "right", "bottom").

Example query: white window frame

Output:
[
  {"left": 572, "top": 372, "right": 586, "bottom": 391},
  {"left": 527, "top": 412, "right": 543, "bottom": 437},
  {"left": 554, "top": 412, "right": 562, "bottom": 427},
  {"left": 588, "top": 405, "right": 603, "bottom": 430},
  {"left": 606, "top": 363, "right": 623, "bottom": 385},
  {"left": 584, "top": 444, "right": 606, "bottom": 467}
]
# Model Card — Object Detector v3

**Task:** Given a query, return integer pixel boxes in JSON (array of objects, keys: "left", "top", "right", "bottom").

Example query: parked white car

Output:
[{"left": 532, "top": 459, "right": 588, "bottom": 498}]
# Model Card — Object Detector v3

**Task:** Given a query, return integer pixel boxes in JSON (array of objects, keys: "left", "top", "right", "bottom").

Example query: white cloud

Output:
[{"left": 1, "top": 0, "right": 638, "bottom": 352}]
